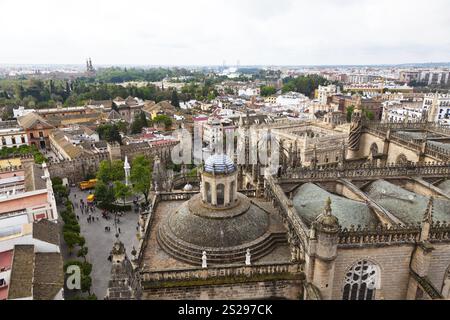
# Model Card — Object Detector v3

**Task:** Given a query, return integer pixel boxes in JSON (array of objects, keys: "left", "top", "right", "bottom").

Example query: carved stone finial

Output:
[
  {"left": 325, "top": 197, "right": 332, "bottom": 215},
  {"left": 313, "top": 197, "right": 339, "bottom": 233},
  {"left": 423, "top": 196, "right": 434, "bottom": 225}
]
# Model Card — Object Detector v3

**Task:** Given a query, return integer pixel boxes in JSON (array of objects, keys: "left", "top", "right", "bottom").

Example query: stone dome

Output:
[
  {"left": 204, "top": 154, "right": 236, "bottom": 174},
  {"left": 157, "top": 193, "right": 287, "bottom": 265}
]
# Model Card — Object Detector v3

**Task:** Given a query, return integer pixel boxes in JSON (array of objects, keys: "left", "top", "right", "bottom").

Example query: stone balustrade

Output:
[
  {"left": 280, "top": 162, "right": 450, "bottom": 182},
  {"left": 140, "top": 262, "right": 303, "bottom": 284},
  {"left": 338, "top": 222, "right": 450, "bottom": 246}
]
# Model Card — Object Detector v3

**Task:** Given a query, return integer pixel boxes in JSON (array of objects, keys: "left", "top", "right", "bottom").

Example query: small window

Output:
[{"left": 39, "top": 131, "right": 44, "bottom": 138}]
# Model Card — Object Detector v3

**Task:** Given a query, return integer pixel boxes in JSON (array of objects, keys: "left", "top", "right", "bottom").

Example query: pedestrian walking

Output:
[
  {"left": 118, "top": 228, "right": 121, "bottom": 234},
  {"left": 77, "top": 215, "right": 79, "bottom": 220}
]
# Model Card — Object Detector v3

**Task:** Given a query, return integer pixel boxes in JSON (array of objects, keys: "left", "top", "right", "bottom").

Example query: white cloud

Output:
[{"left": 0, "top": 0, "right": 449, "bottom": 65}]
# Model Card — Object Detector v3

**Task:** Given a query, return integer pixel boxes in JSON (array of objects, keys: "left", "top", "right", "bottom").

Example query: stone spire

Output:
[
  {"left": 314, "top": 197, "right": 339, "bottom": 233},
  {"left": 310, "top": 197, "right": 340, "bottom": 299},
  {"left": 420, "top": 197, "right": 434, "bottom": 242},
  {"left": 105, "top": 236, "right": 141, "bottom": 300},
  {"left": 239, "top": 115, "right": 244, "bottom": 127},
  {"left": 152, "top": 155, "right": 165, "bottom": 192},
  {"left": 339, "top": 140, "right": 346, "bottom": 168},
  {"left": 310, "top": 144, "right": 318, "bottom": 170}
]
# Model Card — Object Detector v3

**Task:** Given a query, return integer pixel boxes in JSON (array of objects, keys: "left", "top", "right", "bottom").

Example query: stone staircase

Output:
[{"left": 157, "top": 223, "right": 287, "bottom": 266}]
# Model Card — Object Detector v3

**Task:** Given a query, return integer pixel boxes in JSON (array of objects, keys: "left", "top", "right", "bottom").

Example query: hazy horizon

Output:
[{"left": 1, "top": 0, "right": 450, "bottom": 66}]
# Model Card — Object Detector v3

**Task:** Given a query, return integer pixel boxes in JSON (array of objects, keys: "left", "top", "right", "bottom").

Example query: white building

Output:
[
  {"left": 317, "top": 85, "right": 338, "bottom": 105},
  {"left": 423, "top": 93, "right": 450, "bottom": 125},
  {"left": 276, "top": 92, "right": 310, "bottom": 112},
  {"left": 418, "top": 70, "right": 450, "bottom": 85},
  {"left": 13, "top": 107, "right": 35, "bottom": 119},
  {"left": 0, "top": 121, "right": 28, "bottom": 150},
  {"left": 238, "top": 87, "right": 260, "bottom": 97}
]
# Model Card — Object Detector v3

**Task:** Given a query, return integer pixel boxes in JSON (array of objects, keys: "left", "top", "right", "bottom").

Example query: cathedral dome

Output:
[
  {"left": 157, "top": 193, "right": 287, "bottom": 265},
  {"left": 204, "top": 154, "right": 236, "bottom": 174}
]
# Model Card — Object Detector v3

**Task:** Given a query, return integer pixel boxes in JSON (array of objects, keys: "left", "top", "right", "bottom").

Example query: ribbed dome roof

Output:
[{"left": 204, "top": 154, "right": 236, "bottom": 174}]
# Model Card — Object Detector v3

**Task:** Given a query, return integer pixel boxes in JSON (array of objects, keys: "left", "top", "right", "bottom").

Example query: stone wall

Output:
[
  {"left": 331, "top": 245, "right": 415, "bottom": 300},
  {"left": 48, "top": 153, "right": 109, "bottom": 183},
  {"left": 428, "top": 243, "right": 450, "bottom": 294},
  {"left": 120, "top": 141, "right": 177, "bottom": 163},
  {"left": 47, "top": 142, "right": 177, "bottom": 183},
  {"left": 141, "top": 280, "right": 302, "bottom": 300}
]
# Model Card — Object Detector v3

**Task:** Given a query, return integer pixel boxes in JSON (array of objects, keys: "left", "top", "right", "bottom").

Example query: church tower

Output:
[{"left": 308, "top": 198, "right": 340, "bottom": 300}]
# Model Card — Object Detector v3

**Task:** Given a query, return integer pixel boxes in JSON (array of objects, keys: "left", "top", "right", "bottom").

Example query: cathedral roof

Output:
[
  {"left": 438, "top": 179, "right": 450, "bottom": 194},
  {"left": 364, "top": 179, "right": 450, "bottom": 224},
  {"left": 292, "top": 183, "right": 378, "bottom": 228}
]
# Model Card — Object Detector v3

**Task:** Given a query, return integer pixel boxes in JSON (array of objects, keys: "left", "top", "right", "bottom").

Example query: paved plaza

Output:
[{"left": 68, "top": 187, "right": 141, "bottom": 299}]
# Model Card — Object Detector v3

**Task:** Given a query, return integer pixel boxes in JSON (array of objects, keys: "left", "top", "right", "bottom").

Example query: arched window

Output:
[
  {"left": 343, "top": 260, "right": 379, "bottom": 300},
  {"left": 205, "top": 182, "right": 211, "bottom": 204},
  {"left": 216, "top": 184, "right": 225, "bottom": 206}
]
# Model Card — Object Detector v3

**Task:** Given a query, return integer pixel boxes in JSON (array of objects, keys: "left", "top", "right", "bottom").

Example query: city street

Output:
[{"left": 68, "top": 187, "right": 141, "bottom": 299}]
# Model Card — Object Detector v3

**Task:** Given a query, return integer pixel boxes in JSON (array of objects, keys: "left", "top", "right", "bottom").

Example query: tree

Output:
[
  {"left": 63, "top": 231, "right": 81, "bottom": 255},
  {"left": 130, "top": 155, "right": 152, "bottom": 204},
  {"left": 282, "top": 75, "right": 328, "bottom": 97},
  {"left": 131, "top": 111, "right": 148, "bottom": 134},
  {"left": 109, "top": 125, "right": 122, "bottom": 144},
  {"left": 346, "top": 106, "right": 355, "bottom": 122},
  {"left": 114, "top": 181, "right": 132, "bottom": 206},
  {"left": 260, "top": 85, "right": 276, "bottom": 97},
  {"left": 153, "top": 114, "right": 172, "bottom": 130},
  {"left": 81, "top": 275, "right": 92, "bottom": 294},
  {"left": 96, "top": 160, "right": 125, "bottom": 184},
  {"left": 77, "top": 247, "right": 89, "bottom": 262},
  {"left": 94, "top": 180, "right": 116, "bottom": 208},
  {"left": 171, "top": 90, "right": 180, "bottom": 108},
  {"left": 96, "top": 124, "right": 122, "bottom": 144}
]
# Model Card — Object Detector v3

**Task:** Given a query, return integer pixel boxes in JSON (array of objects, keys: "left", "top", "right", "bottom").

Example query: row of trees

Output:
[
  {"left": 282, "top": 75, "right": 330, "bottom": 98},
  {"left": 95, "top": 67, "right": 193, "bottom": 83},
  {"left": 52, "top": 178, "right": 96, "bottom": 299},
  {"left": 0, "top": 144, "right": 45, "bottom": 163},
  {"left": 0, "top": 78, "right": 180, "bottom": 110},
  {"left": 260, "top": 85, "right": 277, "bottom": 97},
  {"left": 180, "top": 82, "right": 219, "bottom": 102}
]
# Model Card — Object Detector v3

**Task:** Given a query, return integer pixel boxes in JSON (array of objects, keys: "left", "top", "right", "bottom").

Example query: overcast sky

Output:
[{"left": 1, "top": 0, "right": 449, "bottom": 66}]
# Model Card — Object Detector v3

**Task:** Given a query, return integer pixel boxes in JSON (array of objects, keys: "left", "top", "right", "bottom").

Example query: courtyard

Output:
[{"left": 67, "top": 187, "right": 141, "bottom": 299}]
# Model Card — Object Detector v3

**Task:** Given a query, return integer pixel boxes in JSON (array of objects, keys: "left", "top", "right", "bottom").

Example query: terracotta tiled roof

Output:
[
  {"left": 17, "top": 113, "right": 54, "bottom": 130},
  {"left": 8, "top": 245, "right": 34, "bottom": 299},
  {"left": 33, "top": 252, "right": 63, "bottom": 300},
  {"left": 33, "top": 220, "right": 60, "bottom": 246}
]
